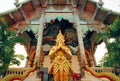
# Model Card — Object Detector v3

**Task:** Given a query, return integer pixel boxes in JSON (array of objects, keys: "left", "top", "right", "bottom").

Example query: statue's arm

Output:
[{"left": 49, "top": 46, "right": 58, "bottom": 59}]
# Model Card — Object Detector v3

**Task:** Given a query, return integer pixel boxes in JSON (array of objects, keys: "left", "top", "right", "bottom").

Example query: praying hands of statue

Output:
[
  {"left": 61, "top": 46, "right": 72, "bottom": 58},
  {"left": 56, "top": 40, "right": 63, "bottom": 47},
  {"left": 49, "top": 45, "right": 61, "bottom": 59}
]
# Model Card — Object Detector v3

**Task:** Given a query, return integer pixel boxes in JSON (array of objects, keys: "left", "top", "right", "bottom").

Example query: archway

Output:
[{"left": 42, "top": 18, "right": 78, "bottom": 55}]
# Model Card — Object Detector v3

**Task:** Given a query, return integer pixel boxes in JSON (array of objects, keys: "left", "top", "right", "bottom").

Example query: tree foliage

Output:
[
  {"left": 96, "top": 17, "right": 120, "bottom": 67},
  {"left": 0, "top": 23, "right": 26, "bottom": 73}
]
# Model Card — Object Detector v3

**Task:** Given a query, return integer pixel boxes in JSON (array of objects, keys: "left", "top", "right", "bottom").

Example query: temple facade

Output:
[{"left": 0, "top": 0, "right": 120, "bottom": 81}]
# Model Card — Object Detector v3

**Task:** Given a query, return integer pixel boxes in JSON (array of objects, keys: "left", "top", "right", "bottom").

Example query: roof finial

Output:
[{"left": 14, "top": 0, "right": 21, "bottom": 8}]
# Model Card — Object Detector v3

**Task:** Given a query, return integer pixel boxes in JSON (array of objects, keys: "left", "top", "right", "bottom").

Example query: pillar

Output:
[
  {"left": 35, "top": 14, "right": 44, "bottom": 77},
  {"left": 76, "top": 24, "right": 86, "bottom": 78},
  {"left": 74, "top": 8, "right": 86, "bottom": 77}
]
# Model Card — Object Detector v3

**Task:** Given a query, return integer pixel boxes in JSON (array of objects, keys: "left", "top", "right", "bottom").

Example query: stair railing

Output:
[
  {"left": 85, "top": 65, "right": 120, "bottom": 81},
  {"left": 0, "top": 59, "right": 37, "bottom": 81}
]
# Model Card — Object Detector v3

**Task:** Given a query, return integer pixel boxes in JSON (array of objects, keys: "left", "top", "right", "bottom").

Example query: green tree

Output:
[
  {"left": 96, "top": 17, "right": 120, "bottom": 67},
  {"left": 0, "top": 23, "right": 25, "bottom": 74}
]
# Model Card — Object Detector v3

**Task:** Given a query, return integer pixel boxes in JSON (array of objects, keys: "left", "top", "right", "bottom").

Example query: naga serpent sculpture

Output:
[{"left": 48, "top": 31, "right": 73, "bottom": 81}]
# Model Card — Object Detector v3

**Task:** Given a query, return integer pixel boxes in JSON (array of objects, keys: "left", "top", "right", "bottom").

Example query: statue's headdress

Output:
[{"left": 56, "top": 30, "right": 65, "bottom": 43}]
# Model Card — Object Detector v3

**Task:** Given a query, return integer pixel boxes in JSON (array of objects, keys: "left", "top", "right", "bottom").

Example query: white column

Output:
[
  {"left": 35, "top": 14, "right": 44, "bottom": 70},
  {"left": 74, "top": 8, "right": 86, "bottom": 77}
]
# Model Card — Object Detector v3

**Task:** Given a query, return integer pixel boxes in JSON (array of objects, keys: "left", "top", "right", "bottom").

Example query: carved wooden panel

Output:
[
  {"left": 85, "top": 1, "right": 96, "bottom": 14},
  {"left": 53, "top": 0, "right": 66, "bottom": 4},
  {"left": 32, "top": 0, "right": 40, "bottom": 9},
  {"left": 104, "top": 14, "right": 117, "bottom": 25},
  {"left": 94, "top": 9, "right": 107, "bottom": 21},
  {"left": 22, "top": 1, "right": 34, "bottom": 16},
  {"left": 12, "top": 10, "right": 24, "bottom": 21},
  {"left": 4, "top": 14, "right": 15, "bottom": 26}
]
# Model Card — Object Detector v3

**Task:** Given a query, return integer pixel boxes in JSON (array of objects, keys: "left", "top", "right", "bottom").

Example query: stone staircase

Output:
[
  {"left": 1, "top": 55, "right": 112, "bottom": 81},
  {"left": 24, "top": 55, "right": 110, "bottom": 81},
  {"left": 24, "top": 71, "right": 41, "bottom": 81},
  {"left": 23, "top": 71, "right": 110, "bottom": 81}
]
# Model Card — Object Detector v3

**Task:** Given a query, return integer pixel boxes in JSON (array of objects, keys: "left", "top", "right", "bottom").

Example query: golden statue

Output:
[
  {"left": 49, "top": 31, "right": 72, "bottom": 60},
  {"left": 48, "top": 31, "right": 73, "bottom": 81}
]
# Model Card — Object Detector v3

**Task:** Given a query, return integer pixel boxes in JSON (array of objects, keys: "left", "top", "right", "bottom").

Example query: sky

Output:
[
  {"left": 0, "top": 0, "right": 25, "bottom": 13},
  {"left": 10, "top": 43, "right": 27, "bottom": 68},
  {"left": 94, "top": 42, "right": 107, "bottom": 65},
  {"left": 92, "top": 0, "right": 120, "bottom": 13}
]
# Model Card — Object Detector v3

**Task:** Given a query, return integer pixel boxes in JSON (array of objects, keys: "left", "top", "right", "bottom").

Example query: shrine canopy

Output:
[{"left": 0, "top": 0, "right": 120, "bottom": 15}]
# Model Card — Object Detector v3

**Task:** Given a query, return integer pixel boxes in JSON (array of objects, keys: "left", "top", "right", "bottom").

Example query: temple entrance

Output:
[
  {"left": 42, "top": 18, "right": 81, "bottom": 81},
  {"left": 42, "top": 16, "right": 95, "bottom": 80},
  {"left": 42, "top": 18, "right": 78, "bottom": 55}
]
